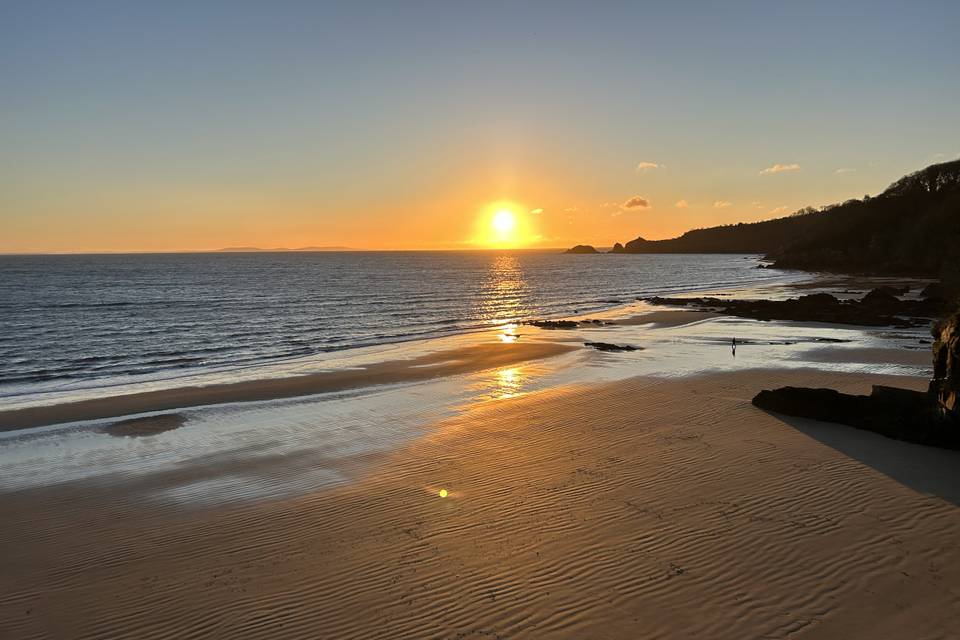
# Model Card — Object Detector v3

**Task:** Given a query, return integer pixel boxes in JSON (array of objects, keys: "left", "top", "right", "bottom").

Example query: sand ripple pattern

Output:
[{"left": 1, "top": 369, "right": 959, "bottom": 639}]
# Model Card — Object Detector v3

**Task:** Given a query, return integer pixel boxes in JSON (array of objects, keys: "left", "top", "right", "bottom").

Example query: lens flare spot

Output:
[{"left": 439, "top": 488, "right": 448, "bottom": 498}]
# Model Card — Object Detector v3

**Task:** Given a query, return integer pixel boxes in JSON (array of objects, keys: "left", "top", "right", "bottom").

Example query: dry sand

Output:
[
  {"left": 2, "top": 368, "right": 959, "bottom": 639},
  {"left": 0, "top": 341, "right": 574, "bottom": 432}
]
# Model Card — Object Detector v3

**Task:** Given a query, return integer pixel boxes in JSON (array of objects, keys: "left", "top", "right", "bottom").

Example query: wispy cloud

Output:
[
  {"left": 769, "top": 206, "right": 788, "bottom": 215},
  {"left": 834, "top": 168, "right": 856, "bottom": 175},
  {"left": 752, "top": 201, "right": 764, "bottom": 209},
  {"left": 760, "top": 163, "right": 800, "bottom": 175},
  {"left": 674, "top": 199, "right": 688, "bottom": 208},
  {"left": 622, "top": 196, "right": 650, "bottom": 209},
  {"left": 529, "top": 208, "right": 543, "bottom": 214},
  {"left": 635, "top": 161, "right": 660, "bottom": 173},
  {"left": 713, "top": 200, "right": 732, "bottom": 209}
]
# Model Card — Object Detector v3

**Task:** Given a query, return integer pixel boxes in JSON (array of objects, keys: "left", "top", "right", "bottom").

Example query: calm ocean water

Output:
[{"left": 0, "top": 251, "right": 798, "bottom": 399}]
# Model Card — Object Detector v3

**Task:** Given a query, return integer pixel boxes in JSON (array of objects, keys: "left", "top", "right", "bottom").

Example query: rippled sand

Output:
[{"left": 2, "top": 368, "right": 959, "bottom": 639}]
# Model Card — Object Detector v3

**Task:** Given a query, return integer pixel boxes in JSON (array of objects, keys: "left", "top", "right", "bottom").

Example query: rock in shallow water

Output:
[{"left": 584, "top": 342, "right": 640, "bottom": 352}]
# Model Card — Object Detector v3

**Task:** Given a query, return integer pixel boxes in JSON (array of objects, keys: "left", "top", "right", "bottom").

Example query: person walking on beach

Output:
[{"left": 732, "top": 337, "right": 737, "bottom": 357}]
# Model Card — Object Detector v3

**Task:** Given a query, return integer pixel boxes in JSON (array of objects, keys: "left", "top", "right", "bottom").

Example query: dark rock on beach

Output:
[
  {"left": 584, "top": 342, "right": 639, "bottom": 352},
  {"left": 860, "top": 288, "right": 902, "bottom": 310},
  {"left": 931, "top": 311, "right": 960, "bottom": 420},
  {"left": 528, "top": 319, "right": 580, "bottom": 329},
  {"left": 752, "top": 385, "right": 959, "bottom": 449}
]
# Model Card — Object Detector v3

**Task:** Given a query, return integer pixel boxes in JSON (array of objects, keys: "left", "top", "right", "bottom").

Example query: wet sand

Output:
[
  {"left": 97, "top": 413, "right": 186, "bottom": 438},
  {"left": 615, "top": 309, "right": 718, "bottom": 327},
  {"left": 798, "top": 346, "right": 933, "bottom": 366},
  {"left": 0, "top": 341, "right": 574, "bottom": 432},
  {"left": 2, "top": 368, "right": 959, "bottom": 639}
]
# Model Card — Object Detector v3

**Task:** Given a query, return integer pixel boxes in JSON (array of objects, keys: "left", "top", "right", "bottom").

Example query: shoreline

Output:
[
  {"left": 1, "top": 255, "right": 814, "bottom": 410},
  {"left": 0, "top": 341, "right": 575, "bottom": 433},
  {"left": 0, "top": 269, "right": 939, "bottom": 434}
]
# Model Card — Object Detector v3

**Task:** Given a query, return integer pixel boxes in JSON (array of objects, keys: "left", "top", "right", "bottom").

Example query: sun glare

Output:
[
  {"left": 492, "top": 209, "right": 516, "bottom": 233},
  {"left": 475, "top": 201, "right": 537, "bottom": 248}
]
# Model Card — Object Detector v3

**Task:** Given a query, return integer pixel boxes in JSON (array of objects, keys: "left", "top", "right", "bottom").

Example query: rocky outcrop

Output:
[
  {"left": 751, "top": 385, "right": 958, "bottom": 446},
  {"left": 609, "top": 242, "right": 625, "bottom": 254},
  {"left": 565, "top": 245, "right": 599, "bottom": 254},
  {"left": 643, "top": 288, "right": 944, "bottom": 328},
  {"left": 752, "top": 384, "right": 959, "bottom": 449},
  {"left": 753, "top": 307, "right": 960, "bottom": 450},
  {"left": 931, "top": 312, "right": 960, "bottom": 420}
]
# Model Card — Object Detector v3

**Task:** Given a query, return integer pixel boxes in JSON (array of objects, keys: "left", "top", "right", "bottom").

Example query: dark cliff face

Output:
[
  {"left": 931, "top": 312, "right": 960, "bottom": 420},
  {"left": 609, "top": 242, "right": 625, "bottom": 254}
]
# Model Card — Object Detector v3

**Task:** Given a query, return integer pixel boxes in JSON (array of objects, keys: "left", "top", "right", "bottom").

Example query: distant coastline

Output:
[
  {"left": 566, "top": 159, "right": 960, "bottom": 280},
  {"left": 215, "top": 246, "right": 356, "bottom": 252}
]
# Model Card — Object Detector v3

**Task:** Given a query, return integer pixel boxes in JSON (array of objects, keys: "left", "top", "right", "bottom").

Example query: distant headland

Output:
[
  {"left": 215, "top": 246, "right": 356, "bottom": 252},
  {"left": 567, "top": 159, "right": 960, "bottom": 280}
]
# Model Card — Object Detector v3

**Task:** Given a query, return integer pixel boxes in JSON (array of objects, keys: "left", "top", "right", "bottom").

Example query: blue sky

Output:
[{"left": 2, "top": 1, "right": 959, "bottom": 251}]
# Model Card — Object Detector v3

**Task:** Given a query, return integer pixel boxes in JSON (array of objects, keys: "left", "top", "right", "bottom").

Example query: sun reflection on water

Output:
[
  {"left": 476, "top": 254, "right": 529, "bottom": 326},
  {"left": 498, "top": 323, "right": 520, "bottom": 343}
]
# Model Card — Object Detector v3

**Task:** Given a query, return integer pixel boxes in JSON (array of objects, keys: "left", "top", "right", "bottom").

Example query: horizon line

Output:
[{"left": 0, "top": 246, "right": 577, "bottom": 256}]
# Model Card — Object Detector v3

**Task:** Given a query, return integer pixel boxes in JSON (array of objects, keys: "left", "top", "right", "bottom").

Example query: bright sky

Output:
[{"left": 2, "top": 1, "right": 959, "bottom": 252}]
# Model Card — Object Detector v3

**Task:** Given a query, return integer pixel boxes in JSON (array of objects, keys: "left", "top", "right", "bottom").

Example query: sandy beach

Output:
[
  {"left": 2, "top": 365, "right": 959, "bottom": 639},
  {"left": 0, "top": 277, "right": 956, "bottom": 639},
  {"left": 2, "top": 284, "right": 960, "bottom": 640}
]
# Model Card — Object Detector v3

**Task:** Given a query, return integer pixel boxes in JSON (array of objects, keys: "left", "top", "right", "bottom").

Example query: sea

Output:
[{"left": 0, "top": 251, "right": 800, "bottom": 406}]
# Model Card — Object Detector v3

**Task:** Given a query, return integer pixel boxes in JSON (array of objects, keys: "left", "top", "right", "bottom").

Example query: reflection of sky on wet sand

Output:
[
  {"left": 467, "top": 364, "right": 542, "bottom": 401},
  {"left": 497, "top": 323, "right": 520, "bottom": 343},
  {"left": 495, "top": 368, "right": 522, "bottom": 398}
]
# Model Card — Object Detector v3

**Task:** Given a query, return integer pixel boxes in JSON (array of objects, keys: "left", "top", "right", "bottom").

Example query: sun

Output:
[
  {"left": 492, "top": 209, "right": 516, "bottom": 234},
  {"left": 472, "top": 200, "right": 537, "bottom": 248}
]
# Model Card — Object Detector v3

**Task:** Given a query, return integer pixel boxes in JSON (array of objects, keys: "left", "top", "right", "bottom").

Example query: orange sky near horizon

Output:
[{"left": 1, "top": 156, "right": 906, "bottom": 253}]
